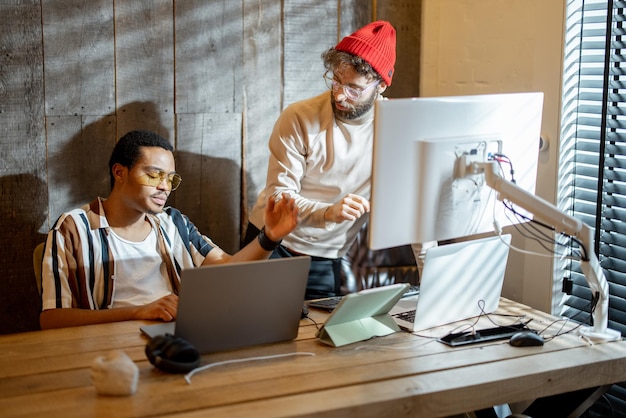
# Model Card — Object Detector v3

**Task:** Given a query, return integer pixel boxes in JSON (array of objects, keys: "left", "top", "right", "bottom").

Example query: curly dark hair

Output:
[
  {"left": 108, "top": 130, "right": 174, "bottom": 188},
  {"left": 321, "top": 48, "right": 382, "bottom": 82}
]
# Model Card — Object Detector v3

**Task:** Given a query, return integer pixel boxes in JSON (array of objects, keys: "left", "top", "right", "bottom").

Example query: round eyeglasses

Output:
[
  {"left": 138, "top": 170, "right": 182, "bottom": 191},
  {"left": 323, "top": 72, "right": 380, "bottom": 101}
]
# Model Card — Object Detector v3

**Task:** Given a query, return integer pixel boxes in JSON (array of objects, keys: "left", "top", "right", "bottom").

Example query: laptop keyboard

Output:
[
  {"left": 306, "top": 296, "right": 343, "bottom": 310},
  {"left": 392, "top": 309, "right": 416, "bottom": 323},
  {"left": 307, "top": 285, "right": 420, "bottom": 311}
]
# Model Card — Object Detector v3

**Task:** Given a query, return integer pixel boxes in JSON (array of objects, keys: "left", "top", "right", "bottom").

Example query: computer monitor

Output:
[
  {"left": 367, "top": 92, "right": 621, "bottom": 342},
  {"left": 368, "top": 92, "right": 544, "bottom": 250}
]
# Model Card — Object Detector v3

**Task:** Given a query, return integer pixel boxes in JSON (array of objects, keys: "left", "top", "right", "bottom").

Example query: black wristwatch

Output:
[{"left": 257, "top": 226, "right": 282, "bottom": 251}]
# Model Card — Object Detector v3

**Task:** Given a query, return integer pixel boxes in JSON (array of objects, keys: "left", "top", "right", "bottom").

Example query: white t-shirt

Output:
[{"left": 108, "top": 229, "right": 172, "bottom": 308}]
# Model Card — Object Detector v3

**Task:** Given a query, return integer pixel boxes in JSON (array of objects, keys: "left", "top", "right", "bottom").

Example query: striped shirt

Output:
[{"left": 41, "top": 198, "right": 216, "bottom": 311}]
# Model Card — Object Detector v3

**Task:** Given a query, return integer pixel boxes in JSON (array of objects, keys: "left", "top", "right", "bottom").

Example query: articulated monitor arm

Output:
[{"left": 477, "top": 161, "right": 620, "bottom": 341}]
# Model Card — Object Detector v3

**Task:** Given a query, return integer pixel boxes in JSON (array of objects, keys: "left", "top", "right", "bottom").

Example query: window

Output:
[{"left": 560, "top": 0, "right": 626, "bottom": 414}]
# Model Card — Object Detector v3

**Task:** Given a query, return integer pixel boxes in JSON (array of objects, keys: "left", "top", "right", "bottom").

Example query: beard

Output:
[{"left": 331, "top": 90, "right": 377, "bottom": 120}]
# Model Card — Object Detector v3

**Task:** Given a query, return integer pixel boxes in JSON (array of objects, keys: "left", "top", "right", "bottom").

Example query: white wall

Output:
[{"left": 420, "top": 0, "right": 565, "bottom": 313}]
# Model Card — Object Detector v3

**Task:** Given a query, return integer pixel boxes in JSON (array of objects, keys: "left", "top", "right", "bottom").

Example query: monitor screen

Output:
[{"left": 368, "top": 92, "right": 544, "bottom": 250}]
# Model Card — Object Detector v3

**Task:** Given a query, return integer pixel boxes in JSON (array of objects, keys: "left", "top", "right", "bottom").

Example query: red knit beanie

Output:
[{"left": 335, "top": 21, "right": 397, "bottom": 86}]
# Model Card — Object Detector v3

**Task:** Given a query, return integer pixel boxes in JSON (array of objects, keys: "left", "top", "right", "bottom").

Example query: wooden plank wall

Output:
[{"left": 0, "top": 0, "right": 421, "bottom": 334}]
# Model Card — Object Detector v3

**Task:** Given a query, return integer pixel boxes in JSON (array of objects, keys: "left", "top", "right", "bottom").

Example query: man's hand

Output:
[
  {"left": 324, "top": 193, "right": 370, "bottom": 223},
  {"left": 136, "top": 294, "right": 179, "bottom": 322},
  {"left": 263, "top": 192, "right": 299, "bottom": 242},
  {"left": 40, "top": 293, "right": 181, "bottom": 329}
]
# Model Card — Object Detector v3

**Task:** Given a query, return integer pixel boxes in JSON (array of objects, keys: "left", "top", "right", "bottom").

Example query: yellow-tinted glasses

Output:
[{"left": 138, "top": 170, "right": 182, "bottom": 191}]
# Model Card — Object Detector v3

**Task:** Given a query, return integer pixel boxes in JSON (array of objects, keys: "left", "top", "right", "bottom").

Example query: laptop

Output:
[
  {"left": 140, "top": 256, "right": 311, "bottom": 353},
  {"left": 390, "top": 234, "right": 511, "bottom": 332}
]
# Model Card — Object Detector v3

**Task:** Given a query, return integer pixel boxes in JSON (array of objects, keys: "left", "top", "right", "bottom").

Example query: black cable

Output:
[
  {"left": 507, "top": 198, "right": 588, "bottom": 259},
  {"left": 442, "top": 300, "right": 529, "bottom": 338},
  {"left": 504, "top": 207, "right": 573, "bottom": 257},
  {"left": 491, "top": 152, "right": 516, "bottom": 183},
  {"left": 502, "top": 199, "right": 589, "bottom": 260},
  {"left": 303, "top": 315, "right": 321, "bottom": 330},
  {"left": 507, "top": 215, "right": 561, "bottom": 254},
  {"left": 489, "top": 151, "right": 584, "bottom": 257},
  {"left": 539, "top": 297, "right": 598, "bottom": 341},
  {"left": 488, "top": 157, "right": 599, "bottom": 324},
  {"left": 502, "top": 201, "right": 558, "bottom": 245}
]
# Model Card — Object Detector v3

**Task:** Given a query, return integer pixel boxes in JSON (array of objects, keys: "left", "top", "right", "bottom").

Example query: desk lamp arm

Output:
[{"left": 477, "top": 161, "right": 620, "bottom": 341}]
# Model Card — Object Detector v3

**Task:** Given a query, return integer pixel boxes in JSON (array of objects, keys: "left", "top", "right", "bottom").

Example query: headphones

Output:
[{"left": 145, "top": 333, "right": 201, "bottom": 374}]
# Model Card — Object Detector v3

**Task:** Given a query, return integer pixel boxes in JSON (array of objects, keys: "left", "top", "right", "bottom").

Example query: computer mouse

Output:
[{"left": 509, "top": 330, "right": 544, "bottom": 347}]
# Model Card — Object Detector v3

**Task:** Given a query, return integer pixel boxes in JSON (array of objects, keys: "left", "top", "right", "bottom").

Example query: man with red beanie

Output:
[{"left": 244, "top": 21, "right": 397, "bottom": 299}]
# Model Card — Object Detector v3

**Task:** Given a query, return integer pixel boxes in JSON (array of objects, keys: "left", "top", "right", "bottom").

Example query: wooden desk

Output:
[{"left": 1, "top": 299, "right": 625, "bottom": 417}]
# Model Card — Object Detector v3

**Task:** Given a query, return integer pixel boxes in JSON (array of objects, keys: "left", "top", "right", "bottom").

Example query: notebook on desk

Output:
[
  {"left": 390, "top": 234, "right": 511, "bottom": 332},
  {"left": 140, "top": 256, "right": 311, "bottom": 353}
]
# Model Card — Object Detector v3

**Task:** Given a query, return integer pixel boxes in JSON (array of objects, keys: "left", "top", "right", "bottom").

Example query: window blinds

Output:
[
  {"left": 560, "top": 0, "right": 626, "bottom": 414},
  {"left": 561, "top": 0, "right": 626, "bottom": 333}
]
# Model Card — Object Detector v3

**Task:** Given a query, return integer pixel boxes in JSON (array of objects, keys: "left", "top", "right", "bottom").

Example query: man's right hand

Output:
[
  {"left": 324, "top": 193, "right": 370, "bottom": 223},
  {"left": 138, "top": 294, "right": 179, "bottom": 322}
]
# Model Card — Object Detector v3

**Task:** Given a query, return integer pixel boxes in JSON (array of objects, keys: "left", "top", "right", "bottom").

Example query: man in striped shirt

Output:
[{"left": 40, "top": 130, "right": 298, "bottom": 330}]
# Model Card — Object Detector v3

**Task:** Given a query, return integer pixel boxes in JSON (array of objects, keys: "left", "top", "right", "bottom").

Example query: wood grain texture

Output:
[
  {"left": 45, "top": 115, "right": 116, "bottom": 220},
  {"left": 42, "top": 0, "right": 115, "bottom": 116},
  {"left": 175, "top": 0, "right": 243, "bottom": 115},
  {"left": 377, "top": 1, "right": 421, "bottom": 98},
  {"left": 176, "top": 112, "right": 243, "bottom": 254},
  {"left": 283, "top": 0, "right": 337, "bottom": 106},
  {"left": 1, "top": 1, "right": 422, "bottom": 334},
  {"left": 0, "top": 0, "right": 46, "bottom": 335},
  {"left": 241, "top": 0, "right": 282, "bottom": 218},
  {"left": 340, "top": 0, "right": 373, "bottom": 38},
  {"left": 115, "top": 0, "right": 175, "bottom": 139},
  {"left": 1, "top": 301, "right": 625, "bottom": 417}
]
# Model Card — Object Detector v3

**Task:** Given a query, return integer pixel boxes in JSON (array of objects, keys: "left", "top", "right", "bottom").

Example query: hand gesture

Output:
[{"left": 263, "top": 192, "right": 298, "bottom": 242}]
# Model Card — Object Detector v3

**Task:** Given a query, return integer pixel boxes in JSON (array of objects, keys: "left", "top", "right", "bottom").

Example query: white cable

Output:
[
  {"left": 493, "top": 219, "right": 503, "bottom": 235},
  {"left": 580, "top": 335, "right": 595, "bottom": 346},
  {"left": 184, "top": 352, "right": 315, "bottom": 384},
  {"left": 353, "top": 338, "right": 435, "bottom": 351}
]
